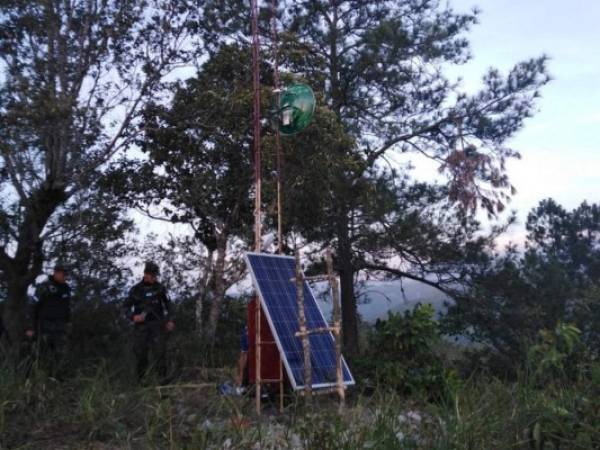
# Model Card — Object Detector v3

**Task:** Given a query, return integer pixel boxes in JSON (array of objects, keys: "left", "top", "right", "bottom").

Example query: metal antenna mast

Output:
[
  {"left": 251, "top": 0, "right": 262, "bottom": 254},
  {"left": 271, "top": 0, "right": 283, "bottom": 255},
  {"left": 251, "top": 0, "right": 263, "bottom": 415}
]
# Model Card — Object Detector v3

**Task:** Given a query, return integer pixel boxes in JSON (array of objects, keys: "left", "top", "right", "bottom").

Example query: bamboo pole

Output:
[
  {"left": 271, "top": 0, "right": 285, "bottom": 413},
  {"left": 295, "top": 326, "right": 335, "bottom": 336},
  {"left": 271, "top": 0, "right": 284, "bottom": 255},
  {"left": 251, "top": 0, "right": 261, "bottom": 254},
  {"left": 151, "top": 383, "right": 215, "bottom": 390},
  {"left": 250, "top": 0, "right": 262, "bottom": 416},
  {"left": 295, "top": 250, "right": 312, "bottom": 403},
  {"left": 279, "top": 359, "right": 284, "bottom": 412},
  {"left": 326, "top": 249, "right": 345, "bottom": 410},
  {"left": 256, "top": 299, "right": 262, "bottom": 415}
]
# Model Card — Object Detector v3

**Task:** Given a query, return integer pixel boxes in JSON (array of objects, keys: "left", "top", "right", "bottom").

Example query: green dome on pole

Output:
[{"left": 277, "top": 83, "right": 316, "bottom": 135}]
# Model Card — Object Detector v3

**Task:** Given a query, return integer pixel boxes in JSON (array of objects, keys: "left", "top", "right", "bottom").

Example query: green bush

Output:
[
  {"left": 527, "top": 322, "right": 583, "bottom": 384},
  {"left": 171, "top": 295, "right": 247, "bottom": 371},
  {"left": 355, "top": 303, "right": 455, "bottom": 399}
]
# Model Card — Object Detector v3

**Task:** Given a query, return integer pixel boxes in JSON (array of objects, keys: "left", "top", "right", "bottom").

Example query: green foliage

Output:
[
  {"left": 573, "top": 284, "right": 600, "bottom": 359},
  {"left": 446, "top": 199, "right": 600, "bottom": 372},
  {"left": 105, "top": 44, "right": 263, "bottom": 341},
  {"left": 109, "top": 44, "right": 258, "bottom": 246},
  {"left": 528, "top": 322, "right": 582, "bottom": 382},
  {"left": 373, "top": 304, "right": 439, "bottom": 359},
  {"left": 0, "top": 0, "right": 203, "bottom": 344},
  {"left": 205, "top": 0, "right": 550, "bottom": 354},
  {"left": 74, "top": 362, "right": 135, "bottom": 440},
  {"left": 433, "top": 375, "right": 600, "bottom": 449},
  {"left": 1, "top": 346, "right": 600, "bottom": 448},
  {"left": 47, "top": 189, "right": 137, "bottom": 304},
  {"left": 171, "top": 296, "right": 247, "bottom": 370},
  {"left": 526, "top": 199, "right": 600, "bottom": 285},
  {"left": 356, "top": 304, "right": 453, "bottom": 398},
  {"left": 69, "top": 299, "right": 130, "bottom": 368}
]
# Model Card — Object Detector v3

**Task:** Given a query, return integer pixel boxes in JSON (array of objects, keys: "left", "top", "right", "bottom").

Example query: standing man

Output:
[
  {"left": 235, "top": 325, "right": 249, "bottom": 394},
  {"left": 31, "top": 264, "right": 72, "bottom": 365},
  {"left": 124, "top": 261, "right": 175, "bottom": 382}
]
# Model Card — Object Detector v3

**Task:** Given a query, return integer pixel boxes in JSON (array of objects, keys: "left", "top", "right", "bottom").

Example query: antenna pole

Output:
[
  {"left": 251, "top": 0, "right": 262, "bottom": 415},
  {"left": 271, "top": 0, "right": 283, "bottom": 254},
  {"left": 251, "top": 0, "right": 262, "bottom": 253}
]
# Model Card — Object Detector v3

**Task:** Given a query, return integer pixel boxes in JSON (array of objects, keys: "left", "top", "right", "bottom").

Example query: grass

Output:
[{"left": 1, "top": 353, "right": 599, "bottom": 449}]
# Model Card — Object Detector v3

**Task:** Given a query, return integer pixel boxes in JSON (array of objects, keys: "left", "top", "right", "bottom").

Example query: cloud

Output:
[
  {"left": 577, "top": 113, "right": 600, "bottom": 126},
  {"left": 507, "top": 148, "right": 600, "bottom": 215}
]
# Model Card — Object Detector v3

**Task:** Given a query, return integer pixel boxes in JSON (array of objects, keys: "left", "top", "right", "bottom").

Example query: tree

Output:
[
  {"left": 107, "top": 45, "right": 257, "bottom": 341},
  {"left": 0, "top": 0, "right": 202, "bottom": 345},
  {"left": 445, "top": 199, "right": 600, "bottom": 366},
  {"left": 43, "top": 187, "right": 137, "bottom": 304},
  {"left": 350, "top": 176, "right": 509, "bottom": 295},
  {"left": 40, "top": 188, "right": 137, "bottom": 365},
  {"left": 526, "top": 199, "right": 600, "bottom": 285},
  {"left": 203, "top": 0, "right": 549, "bottom": 351},
  {"left": 278, "top": 0, "right": 549, "bottom": 351}
]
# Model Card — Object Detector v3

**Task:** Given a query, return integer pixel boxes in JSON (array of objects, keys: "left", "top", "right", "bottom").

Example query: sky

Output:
[
  {"left": 443, "top": 0, "right": 600, "bottom": 244},
  {"left": 134, "top": 0, "right": 600, "bottom": 250}
]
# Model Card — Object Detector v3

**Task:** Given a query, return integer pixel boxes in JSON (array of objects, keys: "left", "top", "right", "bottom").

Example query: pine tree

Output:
[
  {"left": 0, "top": 0, "right": 202, "bottom": 346},
  {"left": 278, "top": 0, "right": 550, "bottom": 351}
]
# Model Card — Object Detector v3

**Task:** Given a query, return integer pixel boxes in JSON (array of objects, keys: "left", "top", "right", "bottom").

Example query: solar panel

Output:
[{"left": 245, "top": 252, "right": 355, "bottom": 391}]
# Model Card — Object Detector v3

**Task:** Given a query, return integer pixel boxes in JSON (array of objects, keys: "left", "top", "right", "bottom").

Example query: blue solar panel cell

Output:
[{"left": 245, "top": 252, "right": 354, "bottom": 390}]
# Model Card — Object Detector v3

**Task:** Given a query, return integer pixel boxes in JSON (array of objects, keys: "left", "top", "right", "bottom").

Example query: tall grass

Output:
[{"left": 1, "top": 355, "right": 598, "bottom": 449}]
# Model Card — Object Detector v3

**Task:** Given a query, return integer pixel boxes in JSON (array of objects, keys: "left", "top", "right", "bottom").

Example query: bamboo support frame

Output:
[
  {"left": 251, "top": 0, "right": 261, "bottom": 254},
  {"left": 252, "top": 248, "right": 346, "bottom": 413},
  {"left": 291, "top": 275, "right": 330, "bottom": 283},
  {"left": 256, "top": 298, "right": 262, "bottom": 414},
  {"left": 289, "top": 249, "right": 345, "bottom": 408},
  {"left": 326, "top": 249, "right": 345, "bottom": 410},
  {"left": 279, "top": 359, "right": 284, "bottom": 412},
  {"left": 303, "top": 275, "right": 332, "bottom": 282},
  {"left": 295, "top": 250, "right": 312, "bottom": 403},
  {"left": 295, "top": 326, "right": 335, "bottom": 337}
]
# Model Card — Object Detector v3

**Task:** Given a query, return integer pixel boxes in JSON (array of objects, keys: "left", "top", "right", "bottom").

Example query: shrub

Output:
[
  {"left": 356, "top": 303, "right": 455, "bottom": 398},
  {"left": 527, "top": 322, "right": 582, "bottom": 384}
]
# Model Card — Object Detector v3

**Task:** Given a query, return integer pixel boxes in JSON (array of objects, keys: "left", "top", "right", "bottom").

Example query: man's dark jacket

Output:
[
  {"left": 124, "top": 280, "right": 172, "bottom": 324},
  {"left": 34, "top": 276, "right": 71, "bottom": 333}
]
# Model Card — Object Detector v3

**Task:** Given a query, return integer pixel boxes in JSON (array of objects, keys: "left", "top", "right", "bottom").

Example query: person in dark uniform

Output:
[
  {"left": 124, "top": 261, "right": 175, "bottom": 381},
  {"left": 235, "top": 325, "right": 249, "bottom": 393},
  {"left": 30, "top": 264, "right": 72, "bottom": 364}
]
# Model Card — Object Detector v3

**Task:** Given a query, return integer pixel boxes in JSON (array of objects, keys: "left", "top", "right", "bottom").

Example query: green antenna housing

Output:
[{"left": 277, "top": 83, "right": 316, "bottom": 135}]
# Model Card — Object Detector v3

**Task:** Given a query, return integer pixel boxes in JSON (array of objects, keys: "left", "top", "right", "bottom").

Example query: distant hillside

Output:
[
  {"left": 230, "top": 276, "right": 452, "bottom": 324},
  {"left": 312, "top": 279, "right": 451, "bottom": 324}
]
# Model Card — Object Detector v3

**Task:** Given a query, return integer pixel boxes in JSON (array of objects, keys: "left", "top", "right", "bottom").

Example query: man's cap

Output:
[
  {"left": 144, "top": 261, "right": 160, "bottom": 275},
  {"left": 54, "top": 263, "right": 67, "bottom": 273}
]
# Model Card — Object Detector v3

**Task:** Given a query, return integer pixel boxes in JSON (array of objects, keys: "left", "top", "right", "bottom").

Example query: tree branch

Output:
[
  {"left": 366, "top": 117, "right": 450, "bottom": 165},
  {"left": 363, "top": 262, "right": 457, "bottom": 299}
]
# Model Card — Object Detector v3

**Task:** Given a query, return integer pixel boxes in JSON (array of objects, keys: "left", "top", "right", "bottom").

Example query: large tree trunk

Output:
[
  {"left": 0, "top": 187, "right": 66, "bottom": 350},
  {"left": 195, "top": 250, "right": 215, "bottom": 338},
  {"left": 326, "top": 4, "right": 359, "bottom": 354},
  {"left": 204, "top": 231, "right": 227, "bottom": 341},
  {"left": 2, "top": 281, "right": 29, "bottom": 352},
  {"left": 337, "top": 219, "right": 359, "bottom": 355}
]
